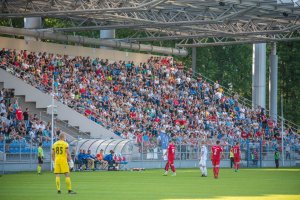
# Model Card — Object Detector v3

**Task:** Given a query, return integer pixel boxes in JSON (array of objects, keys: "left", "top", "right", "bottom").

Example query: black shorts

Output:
[{"left": 38, "top": 157, "right": 43, "bottom": 164}]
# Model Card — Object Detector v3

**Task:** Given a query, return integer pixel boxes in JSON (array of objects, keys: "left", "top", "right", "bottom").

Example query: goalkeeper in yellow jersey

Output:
[
  {"left": 52, "top": 133, "right": 76, "bottom": 194},
  {"left": 37, "top": 142, "right": 43, "bottom": 174}
]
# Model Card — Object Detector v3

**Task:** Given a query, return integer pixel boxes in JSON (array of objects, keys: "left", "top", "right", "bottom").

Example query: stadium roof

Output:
[{"left": 1, "top": 0, "right": 300, "bottom": 53}]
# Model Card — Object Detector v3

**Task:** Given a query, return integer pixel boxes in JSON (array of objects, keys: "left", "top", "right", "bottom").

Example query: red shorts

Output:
[
  {"left": 212, "top": 159, "right": 220, "bottom": 166},
  {"left": 234, "top": 157, "right": 240, "bottom": 163},
  {"left": 168, "top": 159, "right": 174, "bottom": 165}
]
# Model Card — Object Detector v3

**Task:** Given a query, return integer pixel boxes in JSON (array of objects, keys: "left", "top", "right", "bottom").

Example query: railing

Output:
[
  {"left": 0, "top": 60, "right": 116, "bottom": 135},
  {"left": 0, "top": 61, "right": 92, "bottom": 139},
  {"left": 7, "top": 94, "right": 81, "bottom": 142},
  {"left": 1, "top": 137, "right": 299, "bottom": 173},
  {"left": 132, "top": 139, "right": 299, "bottom": 167},
  {"left": 38, "top": 111, "right": 90, "bottom": 139}
]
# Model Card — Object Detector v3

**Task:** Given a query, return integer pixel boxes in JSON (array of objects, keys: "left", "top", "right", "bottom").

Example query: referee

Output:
[{"left": 37, "top": 142, "right": 44, "bottom": 174}]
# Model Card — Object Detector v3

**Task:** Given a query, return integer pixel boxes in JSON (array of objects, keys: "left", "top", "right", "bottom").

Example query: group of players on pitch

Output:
[
  {"left": 163, "top": 140, "right": 241, "bottom": 179},
  {"left": 38, "top": 133, "right": 241, "bottom": 194}
]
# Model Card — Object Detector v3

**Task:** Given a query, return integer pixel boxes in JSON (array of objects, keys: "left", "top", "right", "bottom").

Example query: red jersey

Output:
[
  {"left": 241, "top": 131, "right": 247, "bottom": 139},
  {"left": 211, "top": 145, "right": 223, "bottom": 161},
  {"left": 16, "top": 109, "right": 23, "bottom": 120},
  {"left": 168, "top": 143, "right": 175, "bottom": 160},
  {"left": 233, "top": 145, "right": 240, "bottom": 158}
]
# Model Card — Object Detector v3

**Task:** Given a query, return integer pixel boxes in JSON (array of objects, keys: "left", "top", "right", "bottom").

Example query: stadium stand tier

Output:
[{"left": 0, "top": 48, "right": 299, "bottom": 162}]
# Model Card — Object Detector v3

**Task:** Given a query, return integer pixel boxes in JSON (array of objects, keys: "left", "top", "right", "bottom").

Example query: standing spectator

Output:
[
  {"left": 285, "top": 145, "right": 291, "bottom": 160},
  {"left": 23, "top": 108, "right": 29, "bottom": 128},
  {"left": 229, "top": 146, "right": 234, "bottom": 168},
  {"left": 275, "top": 149, "right": 280, "bottom": 168},
  {"left": 16, "top": 106, "right": 23, "bottom": 122}
]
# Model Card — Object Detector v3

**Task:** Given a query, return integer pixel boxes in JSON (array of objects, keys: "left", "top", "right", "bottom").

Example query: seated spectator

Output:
[
  {"left": 117, "top": 153, "right": 128, "bottom": 165},
  {"left": 75, "top": 149, "right": 87, "bottom": 170},
  {"left": 96, "top": 149, "right": 108, "bottom": 169},
  {"left": 86, "top": 149, "right": 96, "bottom": 170},
  {"left": 104, "top": 150, "right": 119, "bottom": 170}
]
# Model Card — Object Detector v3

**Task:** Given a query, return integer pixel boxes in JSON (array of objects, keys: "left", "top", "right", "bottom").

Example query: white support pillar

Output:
[
  {"left": 100, "top": 29, "right": 115, "bottom": 49},
  {"left": 24, "top": 17, "right": 42, "bottom": 41},
  {"left": 269, "top": 42, "right": 278, "bottom": 121},
  {"left": 252, "top": 43, "right": 266, "bottom": 109},
  {"left": 192, "top": 47, "right": 196, "bottom": 76}
]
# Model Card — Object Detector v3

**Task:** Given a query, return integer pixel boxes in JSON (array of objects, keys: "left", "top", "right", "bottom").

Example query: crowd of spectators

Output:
[
  {"left": 0, "top": 88, "right": 53, "bottom": 146},
  {"left": 0, "top": 48, "right": 299, "bottom": 158}
]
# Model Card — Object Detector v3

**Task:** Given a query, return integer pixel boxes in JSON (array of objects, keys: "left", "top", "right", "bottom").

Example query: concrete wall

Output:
[
  {"left": 0, "top": 68, "right": 117, "bottom": 139},
  {"left": 0, "top": 36, "right": 156, "bottom": 63}
]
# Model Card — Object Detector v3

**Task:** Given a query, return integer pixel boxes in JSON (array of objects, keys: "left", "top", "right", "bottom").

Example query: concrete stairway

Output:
[{"left": 0, "top": 68, "right": 118, "bottom": 139}]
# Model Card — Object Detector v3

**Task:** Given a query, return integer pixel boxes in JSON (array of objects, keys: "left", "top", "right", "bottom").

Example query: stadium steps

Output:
[
  {"left": 0, "top": 68, "right": 119, "bottom": 139},
  {"left": 18, "top": 96, "right": 91, "bottom": 140}
]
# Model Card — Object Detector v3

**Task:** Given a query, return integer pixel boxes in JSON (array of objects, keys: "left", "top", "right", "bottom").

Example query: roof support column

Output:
[
  {"left": 269, "top": 42, "right": 278, "bottom": 120},
  {"left": 252, "top": 43, "right": 266, "bottom": 110},
  {"left": 100, "top": 29, "right": 115, "bottom": 49},
  {"left": 24, "top": 17, "right": 42, "bottom": 41},
  {"left": 192, "top": 47, "right": 197, "bottom": 76}
]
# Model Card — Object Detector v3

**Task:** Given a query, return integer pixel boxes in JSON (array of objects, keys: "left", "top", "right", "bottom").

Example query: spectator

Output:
[
  {"left": 104, "top": 150, "right": 119, "bottom": 170},
  {"left": 229, "top": 146, "right": 234, "bottom": 168},
  {"left": 0, "top": 47, "right": 298, "bottom": 162},
  {"left": 275, "top": 149, "right": 280, "bottom": 168},
  {"left": 75, "top": 149, "right": 86, "bottom": 170},
  {"left": 96, "top": 149, "right": 108, "bottom": 169},
  {"left": 86, "top": 149, "right": 96, "bottom": 170},
  {"left": 285, "top": 145, "right": 291, "bottom": 160}
]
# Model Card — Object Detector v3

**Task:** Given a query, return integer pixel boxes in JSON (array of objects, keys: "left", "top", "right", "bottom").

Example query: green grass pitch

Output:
[{"left": 0, "top": 168, "right": 299, "bottom": 200}]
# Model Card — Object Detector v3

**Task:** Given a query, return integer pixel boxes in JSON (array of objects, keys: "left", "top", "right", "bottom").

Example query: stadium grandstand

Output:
[{"left": 0, "top": 0, "right": 299, "bottom": 174}]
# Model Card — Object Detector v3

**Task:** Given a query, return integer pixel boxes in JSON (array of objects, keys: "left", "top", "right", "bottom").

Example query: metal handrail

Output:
[
  {"left": 0, "top": 59, "right": 116, "bottom": 133},
  {"left": 39, "top": 110, "right": 90, "bottom": 139},
  {"left": 0, "top": 62, "right": 91, "bottom": 140}
]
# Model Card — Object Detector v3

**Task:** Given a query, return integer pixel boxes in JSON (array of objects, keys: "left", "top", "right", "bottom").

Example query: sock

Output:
[
  {"left": 165, "top": 163, "right": 169, "bottom": 171},
  {"left": 171, "top": 164, "right": 175, "bottom": 173},
  {"left": 37, "top": 165, "right": 41, "bottom": 174},
  {"left": 200, "top": 167, "right": 203, "bottom": 175},
  {"left": 237, "top": 163, "right": 240, "bottom": 170},
  {"left": 204, "top": 167, "right": 207, "bottom": 176},
  {"left": 56, "top": 177, "right": 61, "bottom": 191},
  {"left": 216, "top": 167, "right": 220, "bottom": 176},
  {"left": 65, "top": 177, "right": 72, "bottom": 191},
  {"left": 213, "top": 167, "right": 216, "bottom": 177}
]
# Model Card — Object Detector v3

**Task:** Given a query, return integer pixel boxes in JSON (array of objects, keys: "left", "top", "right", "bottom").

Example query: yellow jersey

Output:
[{"left": 52, "top": 140, "right": 69, "bottom": 162}]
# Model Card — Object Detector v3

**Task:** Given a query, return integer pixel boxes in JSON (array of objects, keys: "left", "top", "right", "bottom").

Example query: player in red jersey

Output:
[
  {"left": 211, "top": 140, "right": 223, "bottom": 179},
  {"left": 163, "top": 140, "right": 176, "bottom": 176},
  {"left": 233, "top": 142, "right": 241, "bottom": 172}
]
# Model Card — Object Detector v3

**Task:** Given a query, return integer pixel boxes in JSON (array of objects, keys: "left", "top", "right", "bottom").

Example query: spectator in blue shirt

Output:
[
  {"left": 104, "top": 150, "right": 119, "bottom": 170},
  {"left": 76, "top": 149, "right": 86, "bottom": 170},
  {"left": 86, "top": 150, "right": 96, "bottom": 170}
]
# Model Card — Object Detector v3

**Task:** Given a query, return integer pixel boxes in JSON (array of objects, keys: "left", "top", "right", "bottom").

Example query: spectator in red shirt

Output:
[{"left": 16, "top": 107, "right": 23, "bottom": 121}]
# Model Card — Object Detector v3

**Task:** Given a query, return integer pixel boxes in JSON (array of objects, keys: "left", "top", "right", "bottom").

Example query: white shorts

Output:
[{"left": 199, "top": 159, "right": 207, "bottom": 167}]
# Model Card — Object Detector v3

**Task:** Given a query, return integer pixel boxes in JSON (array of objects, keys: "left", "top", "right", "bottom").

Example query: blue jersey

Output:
[{"left": 104, "top": 154, "right": 113, "bottom": 161}]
